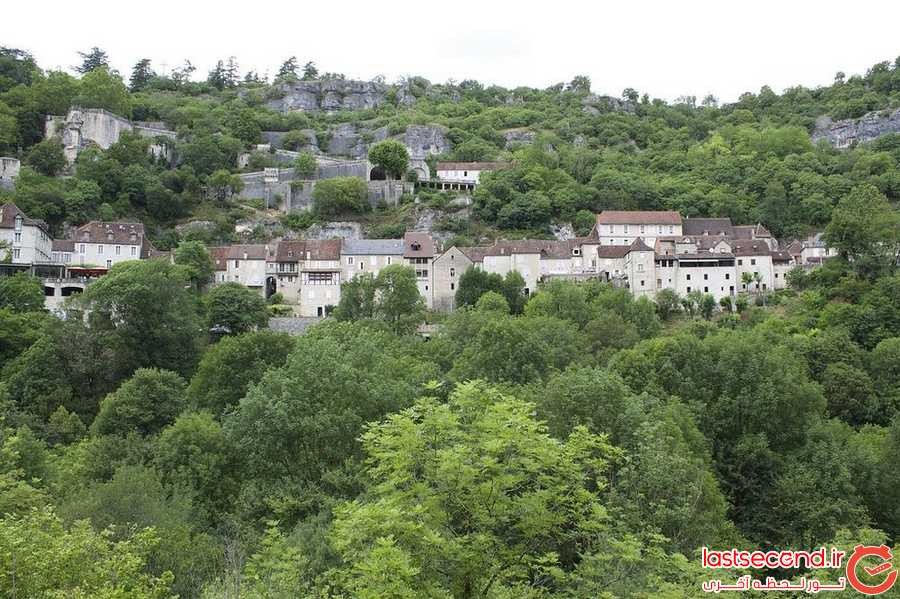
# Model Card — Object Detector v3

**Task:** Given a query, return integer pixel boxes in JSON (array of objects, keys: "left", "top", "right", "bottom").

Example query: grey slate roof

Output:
[{"left": 342, "top": 239, "right": 405, "bottom": 255}]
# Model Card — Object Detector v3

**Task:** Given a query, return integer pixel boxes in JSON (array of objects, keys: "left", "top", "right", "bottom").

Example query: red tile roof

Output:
[
  {"left": 403, "top": 232, "right": 434, "bottom": 258},
  {"left": 275, "top": 239, "right": 342, "bottom": 261}
]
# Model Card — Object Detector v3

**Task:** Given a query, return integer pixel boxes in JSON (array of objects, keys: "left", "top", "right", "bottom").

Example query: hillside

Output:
[{"left": 2, "top": 49, "right": 900, "bottom": 248}]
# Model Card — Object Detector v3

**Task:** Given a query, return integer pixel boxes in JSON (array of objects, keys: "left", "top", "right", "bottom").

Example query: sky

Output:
[{"left": 5, "top": 0, "right": 900, "bottom": 103}]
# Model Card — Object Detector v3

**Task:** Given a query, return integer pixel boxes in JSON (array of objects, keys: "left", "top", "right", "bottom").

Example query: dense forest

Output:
[{"left": 1, "top": 46, "right": 900, "bottom": 597}]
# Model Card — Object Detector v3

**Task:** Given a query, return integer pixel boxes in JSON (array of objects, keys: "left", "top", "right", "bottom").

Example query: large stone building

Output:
[
  {"left": 268, "top": 239, "right": 342, "bottom": 317},
  {"left": 0, "top": 203, "right": 52, "bottom": 264}
]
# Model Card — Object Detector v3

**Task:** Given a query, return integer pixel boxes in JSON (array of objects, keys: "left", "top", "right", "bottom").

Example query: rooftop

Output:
[
  {"left": 435, "top": 161, "right": 512, "bottom": 171},
  {"left": 342, "top": 238, "right": 405, "bottom": 255},
  {"left": 597, "top": 210, "right": 683, "bottom": 225},
  {"left": 403, "top": 232, "right": 434, "bottom": 258},
  {"left": 73, "top": 221, "right": 146, "bottom": 245},
  {"left": 275, "top": 239, "right": 342, "bottom": 261},
  {"left": 682, "top": 217, "right": 735, "bottom": 237},
  {"left": 0, "top": 203, "right": 49, "bottom": 233}
]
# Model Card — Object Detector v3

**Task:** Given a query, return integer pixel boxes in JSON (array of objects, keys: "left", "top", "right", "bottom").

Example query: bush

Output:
[{"left": 312, "top": 177, "right": 369, "bottom": 216}]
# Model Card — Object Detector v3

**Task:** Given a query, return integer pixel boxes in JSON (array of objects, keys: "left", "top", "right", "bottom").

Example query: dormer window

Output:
[
  {"left": 130, "top": 233, "right": 137, "bottom": 242},
  {"left": 107, "top": 232, "right": 113, "bottom": 241},
  {"left": 14, "top": 216, "right": 22, "bottom": 231},
  {"left": 572, "top": 248, "right": 580, "bottom": 256},
  {"left": 288, "top": 250, "right": 293, "bottom": 257}
]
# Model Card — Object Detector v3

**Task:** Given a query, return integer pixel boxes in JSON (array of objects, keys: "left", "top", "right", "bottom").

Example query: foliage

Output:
[
  {"left": 293, "top": 151, "right": 317, "bottom": 178},
  {"left": 24, "top": 138, "right": 66, "bottom": 176},
  {"left": 0, "top": 272, "right": 44, "bottom": 313},
  {"left": 368, "top": 139, "right": 409, "bottom": 179},
  {"left": 312, "top": 176, "right": 369, "bottom": 216},
  {"left": 204, "top": 282, "right": 269, "bottom": 334},
  {"left": 174, "top": 240, "right": 214, "bottom": 289},
  {"left": 91, "top": 368, "right": 186, "bottom": 436}
]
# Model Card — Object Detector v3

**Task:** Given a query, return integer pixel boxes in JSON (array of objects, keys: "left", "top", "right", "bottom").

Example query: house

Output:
[
  {"left": 596, "top": 211, "right": 683, "bottom": 246},
  {"left": 269, "top": 239, "right": 342, "bottom": 316},
  {"left": 341, "top": 238, "right": 405, "bottom": 283},
  {"left": 733, "top": 240, "right": 775, "bottom": 295},
  {"left": 0, "top": 203, "right": 53, "bottom": 264},
  {"left": 68, "top": 221, "right": 154, "bottom": 269},
  {"left": 403, "top": 232, "right": 435, "bottom": 308},
  {"left": 51, "top": 239, "right": 75, "bottom": 264},
  {"left": 434, "top": 162, "right": 512, "bottom": 185},
  {"left": 213, "top": 244, "right": 270, "bottom": 294},
  {"left": 431, "top": 246, "right": 476, "bottom": 312}
]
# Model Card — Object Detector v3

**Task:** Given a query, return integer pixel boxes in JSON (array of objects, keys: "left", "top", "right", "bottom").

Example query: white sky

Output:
[{"left": 5, "top": 0, "right": 900, "bottom": 103}]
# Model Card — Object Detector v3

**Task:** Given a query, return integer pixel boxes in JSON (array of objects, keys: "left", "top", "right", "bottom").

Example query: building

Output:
[
  {"left": 269, "top": 239, "right": 342, "bottom": 316},
  {"left": 596, "top": 210, "right": 683, "bottom": 246},
  {"left": 211, "top": 244, "right": 271, "bottom": 294},
  {"left": 403, "top": 232, "right": 435, "bottom": 308},
  {"left": 431, "top": 246, "right": 477, "bottom": 312},
  {"left": 433, "top": 162, "right": 512, "bottom": 191},
  {"left": 67, "top": 221, "right": 155, "bottom": 269},
  {"left": 341, "top": 238, "right": 405, "bottom": 282},
  {"left": 0, "top": 203, "right": 52, "bottom": 264}
]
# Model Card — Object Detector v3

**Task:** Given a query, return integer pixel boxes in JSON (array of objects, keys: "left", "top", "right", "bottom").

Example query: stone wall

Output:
[
  {"left": 812, "top": 108, "right": 900, "bottom": 148},
  {"left": 46, "top": 108, "right": 176, "bottom": 164},
  {"left": 0, "top": 157, "right": 20, "bottom": 181}
]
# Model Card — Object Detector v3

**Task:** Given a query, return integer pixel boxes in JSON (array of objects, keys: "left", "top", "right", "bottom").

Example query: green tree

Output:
[
  {"left": 293, "top": 151, "right": 317, "bottom": 178},
  {"left": 0, "top": 506, "right": 174, "bottom": 598},
  {"left": 205, "top": 282, "right": 269, "bottom": 334},
  {"left": 312, "top": 176, "right": 369, "bottom": 216},
  {"left": 186, "top": 330, "right": 294, "bottom": 417},
  {"left": 368, "top": 140, "right": 409, "bottom": 179},
  {"left": 275, "top": 56, "right": 299, "bottom": 82},
  {"left": 129, "top": 58, "right": 154, "bottom": 91},
  {"left": 91, "top": 368, "right": 187, "bottom": 436},
  {"left": 155, "top": 411, "right": 238, "bottom": 520},
  {"left": 654, "top": 288, "right": 681, "bottom": 320},
  {"left": 374, "top": 264, "right": 425, "bottom": 335},
  {"left": 699, "top": 293, "right": 717, "bottom": 319},
  {"left": 302, "top": 61, "right": 318, "bottom": 80},
  {"left": 474, "top": 290, "right": 509, "bottom": 313},
  {"left": 206, "top": 169, "right": 244, "bottom": 204},
  {"left": 76, "top": 66, "right": 131, "bottom": 117},
  {"left": 0, "top": 272, "right": 44, "bottom": 313},
  {"left": 329, "top": 381, "right": 623, "bottom": 597},
  {"left": 333, "top": 272, "right": 377, "bottom": 321},
  {"left": 174, "top": 240, "right": 214, "bottom": 289},
  {"left": 24, "top": 138, "right": 66, "bottom": 176},
  {"left": 824, "top": 184, "right": 900, "bottom": 278},
  {"left": 75, "top": 46, "right": 109, "bottom": 74},
  {"left": 78, "top": 259, "right": 204, "bottom": 379}
]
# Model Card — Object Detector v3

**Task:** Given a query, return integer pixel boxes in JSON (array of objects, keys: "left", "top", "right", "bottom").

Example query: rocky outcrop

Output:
[
  {"left": 404, "top": 125, "right": 450, "bottom": 157},
  {"left": 327, "top": 123, "right": 368, "bottom": 158},
  {"left": 303, "top": 221, "right": 364, "bottom": 240},
  {"left": 811, "top": 108, "right": 900, "bottom": 148},
  {"left": 266, "top": 79, "right": 388, "bottom": 113},
  {"left": 326, "top": 123, "right": 450, "bottom": 160},
  {"left": 581, "top": 94, "right": 636, "bottom": 116},
  {"left": 503, "top": 128, "right": 535, "bottom": 149}
]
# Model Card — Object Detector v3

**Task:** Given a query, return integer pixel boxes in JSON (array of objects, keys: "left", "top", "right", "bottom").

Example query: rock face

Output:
[
  {"left": 303, "top": 221, "right": 364, "bottom": 240},
  {"left": 503, "top": 128, "right": 536, "bottom": 149},
  {"left": 266, "top": 79, "right": 388, "bottom": 113},
  {"left": 811, "top": 108, "right": 900, "bottom": 148},
  {"left": 404, "top": 125, "right": 450, "bottom": 157},
  {"left": 581, "top": 94, "right": 636, "bottom": 116},
  {"left": 326, "top": 123, "right": 450, "bottom": 160}
]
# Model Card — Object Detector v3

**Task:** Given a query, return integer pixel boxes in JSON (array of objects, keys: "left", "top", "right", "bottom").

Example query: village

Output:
[{"left": 2, "top": 197, "right": 833, "bottom": 318}]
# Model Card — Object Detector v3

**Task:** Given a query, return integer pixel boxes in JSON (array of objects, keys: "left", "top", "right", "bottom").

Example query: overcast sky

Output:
[{"left": 6, "top": 0, "right": 899, "bottom": 103}]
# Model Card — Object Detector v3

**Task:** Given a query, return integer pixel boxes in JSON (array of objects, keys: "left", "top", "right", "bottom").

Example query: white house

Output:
[
  {"left": 434, "top": 162, "right": 512, "bottom": 185},
  {"left": 0, "top": 203, "right": 52, "bottom": 264},
  {"left": 596, "top": 211, "right": 683, "bottom": 246},
  {"left": 341, "top": 238, "right": 405, "bottom": 282},
  {"left": 68, "top": 221, "right": 154, "bottom": 269}
]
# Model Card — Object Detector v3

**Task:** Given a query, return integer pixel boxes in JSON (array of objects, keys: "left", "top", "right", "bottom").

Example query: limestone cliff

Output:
[{"left": 812, "top": 108, "right": 900, "bottom": 148}]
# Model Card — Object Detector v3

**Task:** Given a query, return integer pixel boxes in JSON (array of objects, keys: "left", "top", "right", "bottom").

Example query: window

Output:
[
  {"left": 450, "top": 267, "right": 455, "bottom": 277},
  {"left": 14, "top": 216, "right": 22, "bottom": 231},
  {"left": 609, "top": 225, "right": 614, "bottom": 233},
  {"left": 13, "top": 248, "right": 20, "bottom": 259},
  {"left": 106, "top": 260, "right": 112, "bottom": 268},
  {"left": 98, "top": 245, "right": 104, "bottom": 255},
  {"left": 657, "top": 279, "right": 662, "bottom": 287},
  {"left": 640, "top": 225, "right": 645, "bottom": 234},
  {"left": 640, "top": 280, "right": 645, "bottom": 287},
  {"left": 347, "top": 256, "right": 354, "bottom": 265},
  {"left": 738, "top": 259, "right": 743, "bottom": 265},
  {"left": 415, "top": 269, "right": 428, "bottom": 278},
  {"left": 686, "top": 274, "right": 691, "bottom": 281},
  {"left": 686, "top": 286, "right": 691, "bottom": 293},
  {"left": 425, "top": 285, "right": 429, "bottom": 291},
  {"left": 624, "top": 225, "right": 629, "bottom": 234},
  {"left": 750, "top": 258, "right": 756, "bottom": 266},
  {"left": 725, "top": 273, "right": 730, "bottom": 280},
  {"left": 463, "top": 171, "right": 468, "bottom": 177},
  {"left": 704, "top": 286, "right": 709, "bottom": 292},
  {"left": 80, "top": 244, "right": 85, "bottom": 254},
  {"left": 115, "top": 245, "right": 121, "bottom": 255},
  {"left": 669, "top": 225, "right": 674, "bottom": 233},
  {"left": 637, "top": 263, "right": 644, "bottom": 272},
  {"left": 775, "top": 273, "right": 779, "bottom": 278},
  {"left": 729, "top": 286, "right": 734, "bottom": 293},
  {"left": 131, "top": 246, "right": 136, "bottom": 256},
  {"left": 234, "top": 260, "right": 239, "bottom": 268},
  {"left": 451, "top": 283, "right": 455, "bottom": 290},
  {"left": 13, "top": 232, "right": 20, "bottom": 243},
  {"left": 387, "top": 257, "right": 392, "bottom": 265},
  {"left": 359, "top": 262, "right": 364, "bottom": 270},
  {"left": 304, "top": 272, "right": 334, "bottom": 285},
  {"left": 703, "top": 273, "right": 708, "bottom": 280}
]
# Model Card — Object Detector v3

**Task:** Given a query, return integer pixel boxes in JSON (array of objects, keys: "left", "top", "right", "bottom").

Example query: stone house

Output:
[
  {"left": 269, "top": 239, "right": 342, "bottom": 317},
  {"left": 403, "top": 232, "right": 434, "bottom": 309},
  {"left": 340, "top": 238, "right": 405, "bottom": 283}
]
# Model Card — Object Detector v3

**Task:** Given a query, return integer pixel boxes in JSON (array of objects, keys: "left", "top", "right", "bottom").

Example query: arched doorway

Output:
[
  {"left": 265, "top": 276, "right": 277, "bottom": 299},
  {"left": 369, "top": 166, "right": 387, "bottom": 181}
]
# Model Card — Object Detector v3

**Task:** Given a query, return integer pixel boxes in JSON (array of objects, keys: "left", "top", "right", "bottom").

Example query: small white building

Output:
[
  {"left": 434, "top": 162, "right": 511, "bottom": 186},
  {"left": 0, "top": 203, "right": 52, "bottom": 264},
  {"left": 596, "top": 211, "right": 683, "bottom": 246}
]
